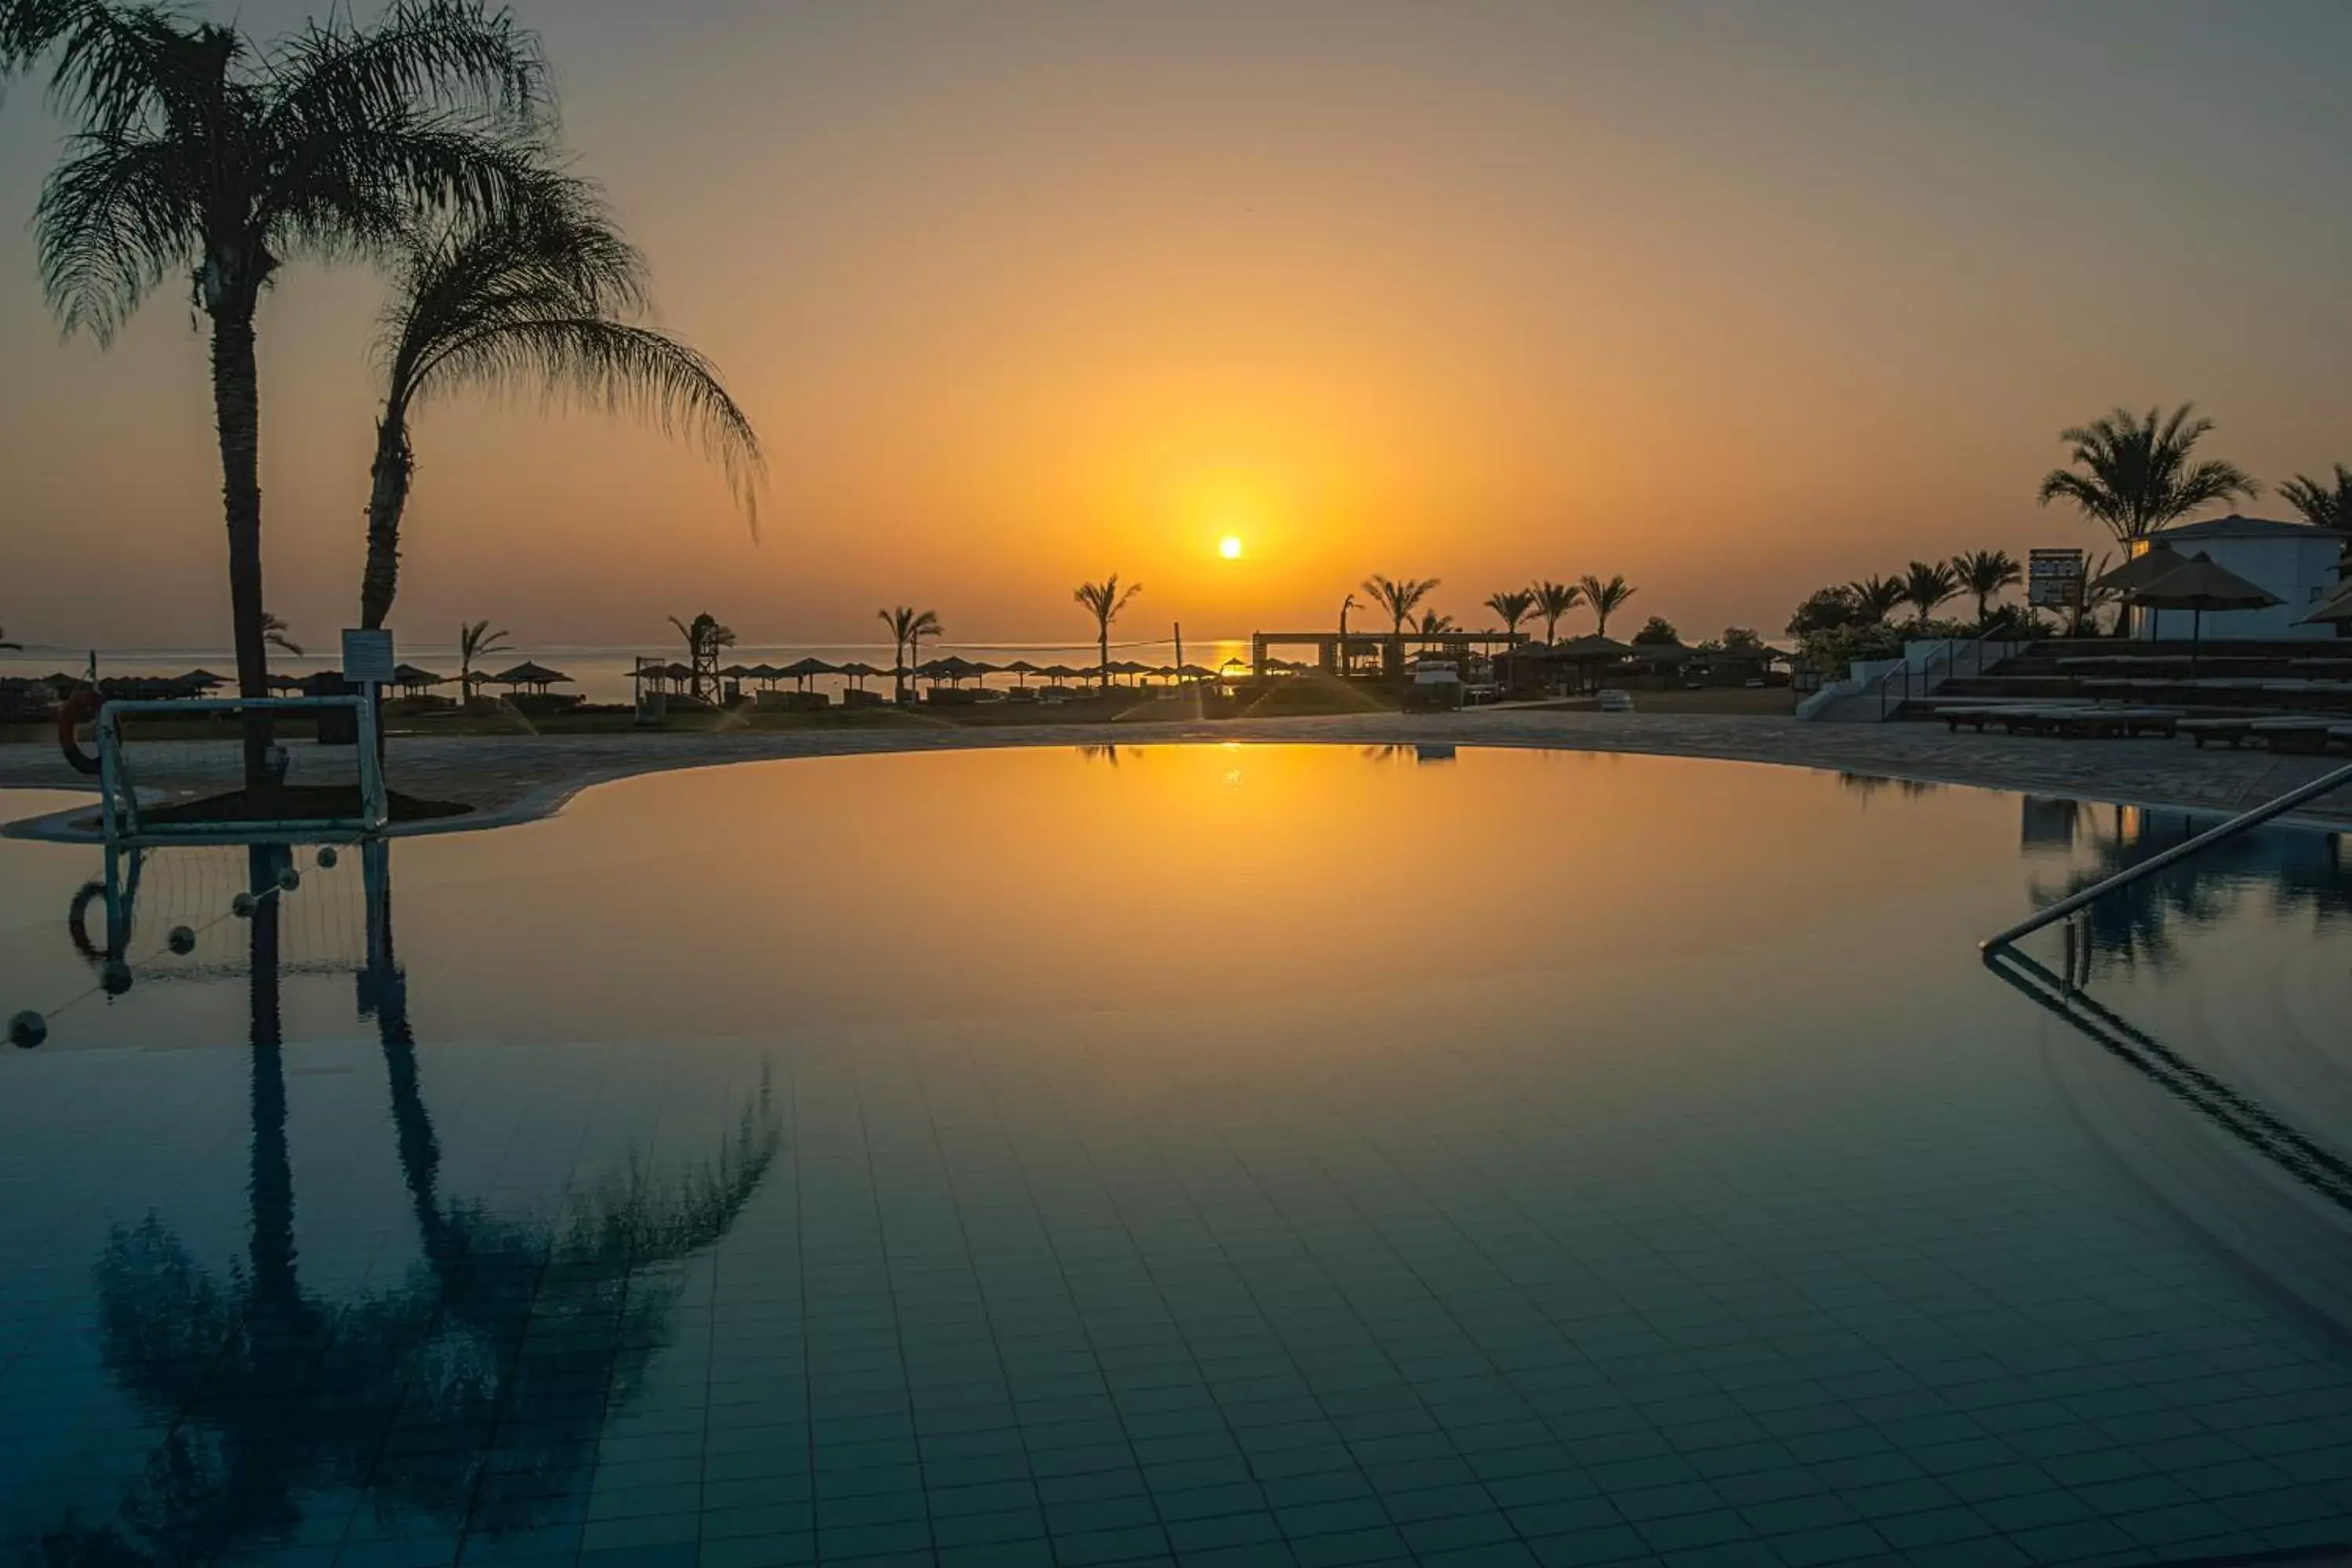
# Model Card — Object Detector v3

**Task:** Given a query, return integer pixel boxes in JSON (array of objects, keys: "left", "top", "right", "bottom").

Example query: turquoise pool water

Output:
[{"left": 0, "top": 746, "right": 2347, "bottom": 1568}]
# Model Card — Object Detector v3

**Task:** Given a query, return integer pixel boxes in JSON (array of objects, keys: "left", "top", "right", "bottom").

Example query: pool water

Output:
[{"left": 0, "top": 745, "right": 2347, "bottom": 1568}]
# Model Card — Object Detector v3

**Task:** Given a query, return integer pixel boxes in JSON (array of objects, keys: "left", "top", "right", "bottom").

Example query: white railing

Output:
[{"left": 98, "top": 695, "right": 387, "bottom": 842}]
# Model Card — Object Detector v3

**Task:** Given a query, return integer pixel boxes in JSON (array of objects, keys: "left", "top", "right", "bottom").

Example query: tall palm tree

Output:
[
  {"left": 877, "top": 605, "right": 940, "bottom": 702},
  {"left": 1417, "top": 610, "right": 1458, "bottom": 636},
  {"left": 667, "top": 612, "right": 735, "bottom": 702},
  {"left": 358, "top": 180, "right": 763, "bottom": 629},
  {"left": 1484, "top": 589, "right": 1535, "bottom": 641},
  {"left": 1900, "top": 559, "right": 1960, "bottom": 626},
  {"left": 1847, "top": 574, "right": 1907, "bottom": 624},
  {"left": 1074, "top": 576, "right": 1142, "bottom": 688},
  {"left": 1577, "top": 574, "right": 1635, "bottom": 637},
  {"left": 2280, "top": 464, "right": 2352, "bottom": 532},
  {"left": 1951, "top": 549, "right": 2023, "bottom": 626},
  {"left": 1361, "top": 575, "right": 1438, "bottom": 637},
  {"left": 4, "top": 0, "right": 553, "bottom": 786},
  {"left": 1531, "top": 580, "right": 1581, "bottom": 644},
  {"left": 456, "top": 619, "right": 510, "bottom": 702},
  {"left": 2037, "top": 403, "right": 2257, "bottom": 546}
]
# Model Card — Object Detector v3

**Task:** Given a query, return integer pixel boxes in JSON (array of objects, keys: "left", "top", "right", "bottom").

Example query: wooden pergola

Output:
[{"left": 1250, "top": 630, "right": 1526, "bottom": 678}]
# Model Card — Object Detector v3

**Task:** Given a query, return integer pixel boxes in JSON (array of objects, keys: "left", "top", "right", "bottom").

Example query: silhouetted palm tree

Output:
[
  {"left": 1074, "top": 577, "right": 1142, "bottom": 688},
  {"left": 1485, "top": 589, "right": 1535, "bottom": 640},
  {"left": 2037, "top": 403, "right": 2256, "bottom": 546},
  {"left": 1848, "top": 575, "right": 1907, "bottom": 624},
  {"left": 359, "top": 180, "right": 762, "bottom": 627},
  {"left": 668, "top": 613, "right": 735, "bottom": 702},
  {"left": 1900, "top": 560, "right": 1960, "bottom": 626},
  {"left": 1951, "top": 549, "right": 2023, "bottom": 625},
  {"left": 1577, "top": 574, "right": 1635, "bottom": 636},
  {"left": 1532, "top": 580, "right": 1581, "bottom": 644},
  {"left": 2281, "top": 462, "right": 2352, "bottom": 564},
  {"left": 1417, "top": 610, "right": 1458, "bottom": 636},
  {"left": 3, "top": 0, "right": 552, "bottom": 785},
  {"left": 1362, "top": 575, "right": 1438, "bottom": 637},
  {"left": 261, "top": 612, "right": 302, "bottom": 658},
  {"left": 877, "top": 606, "right": 941, "bottom": 702},
  {"left": 457, "top": 619, "right": 510, "bottom": 702}
]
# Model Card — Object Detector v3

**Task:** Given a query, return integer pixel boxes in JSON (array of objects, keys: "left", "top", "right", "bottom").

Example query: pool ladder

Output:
[{"left": 1981, "top": 757, "right": 2352, "bottom": 951}]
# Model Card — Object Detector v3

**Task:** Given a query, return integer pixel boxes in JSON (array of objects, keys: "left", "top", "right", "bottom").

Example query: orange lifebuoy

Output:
[{"left": 57, "top": 688, "right": 101, "bottom": 777}]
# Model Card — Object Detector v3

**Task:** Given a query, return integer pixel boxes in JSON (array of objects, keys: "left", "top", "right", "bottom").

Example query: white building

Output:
[{"left": 2130, "top": 515, "right": 2345, "bottom": 641}]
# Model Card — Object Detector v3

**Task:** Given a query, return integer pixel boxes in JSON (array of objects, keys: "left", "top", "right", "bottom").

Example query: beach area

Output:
[{"left": 8, "top": 706, "right": 2345, "bottom": 836}]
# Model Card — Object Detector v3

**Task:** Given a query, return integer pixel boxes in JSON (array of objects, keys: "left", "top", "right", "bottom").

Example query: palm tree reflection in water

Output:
[{"left": 32, "top": 840, "right": 782, "bottom": 1566}]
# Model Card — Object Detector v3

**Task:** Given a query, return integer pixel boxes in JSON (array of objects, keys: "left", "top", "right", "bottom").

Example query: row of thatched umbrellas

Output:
[{"left": 633, "top": 656, "right": 1229, "bottom": 692}]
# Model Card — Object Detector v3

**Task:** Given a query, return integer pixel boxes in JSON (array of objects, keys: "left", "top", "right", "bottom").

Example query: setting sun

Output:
[{"left": 1219, "top": 535, "right": 1243, "bottom": 561}]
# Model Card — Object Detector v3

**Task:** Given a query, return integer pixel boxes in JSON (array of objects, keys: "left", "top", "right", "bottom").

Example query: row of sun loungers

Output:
[
  {"left": 1935, "top": 701, "right": 2352, "bottom": 753},
  {"left": 1934, "top": 702, "right": 2184, "bottom": 738}
]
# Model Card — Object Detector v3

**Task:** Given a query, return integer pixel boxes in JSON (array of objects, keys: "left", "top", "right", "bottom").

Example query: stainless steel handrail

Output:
[{"left": 1981, "top": 757, "right": 2352, "bottom": 950}]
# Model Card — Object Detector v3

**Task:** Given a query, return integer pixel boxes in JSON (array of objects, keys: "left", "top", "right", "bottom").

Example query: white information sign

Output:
[{"left": 341, "top": 628, "right": 397, "bottom": 687}]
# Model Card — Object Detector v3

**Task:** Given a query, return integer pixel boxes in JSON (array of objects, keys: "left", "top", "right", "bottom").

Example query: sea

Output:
[{"left": 1, "top": 637, "right": 1263, "bottom": 706}]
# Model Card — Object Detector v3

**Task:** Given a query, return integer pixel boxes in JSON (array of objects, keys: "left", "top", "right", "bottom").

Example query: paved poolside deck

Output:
[{"left": 5, "top": 711, "right": 2350, "bottom": 832}]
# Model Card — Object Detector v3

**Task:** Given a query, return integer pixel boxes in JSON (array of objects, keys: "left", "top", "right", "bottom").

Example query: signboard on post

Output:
[
  {"left": 2027, "top": 550, "right": 2086, "bottom": 610},
  {"left": 341, "top": 629, "right": 397, "bottom": 688}
]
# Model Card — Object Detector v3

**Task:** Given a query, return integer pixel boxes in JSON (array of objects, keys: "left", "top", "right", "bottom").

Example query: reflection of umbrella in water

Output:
[{"left": 2125, "top": 554, "right": 2281, "bottom": 673}]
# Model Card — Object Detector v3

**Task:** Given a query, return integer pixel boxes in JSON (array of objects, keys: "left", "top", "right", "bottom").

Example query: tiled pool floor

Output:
[{"left": 1, "top": 748, "right": 2347, "bottom": 1567}]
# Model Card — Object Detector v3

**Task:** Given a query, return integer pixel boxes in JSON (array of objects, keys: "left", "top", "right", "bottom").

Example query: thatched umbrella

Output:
[
  {"left": 488, "top": 661, "right": 573, "bottom": 695},
  {"left": 779, "top": 655, "right": 841, "bottom": 692},
  {"left": 2125, "top": 554, "right": 2282, "bottom": 673},
  {"left": 177, "top": 669, "right": 231, "bottom": 690},
  {"left": 1004, "top": 659, "right": 1040, "bottom": 688},
  {"left": 391, "top": 664, "right": 450, "bottom": 695},
  {"left": 965, "top": 659, "right": 1002, "bottom": 690},
  {"left": 837, "top": 661, "right": 882, "bottom": 691}
]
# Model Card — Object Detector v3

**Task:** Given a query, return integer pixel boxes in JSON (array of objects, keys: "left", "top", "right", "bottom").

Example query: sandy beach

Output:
[{"left": 7, "top": 709, "right": 2347, "bottom": 835}]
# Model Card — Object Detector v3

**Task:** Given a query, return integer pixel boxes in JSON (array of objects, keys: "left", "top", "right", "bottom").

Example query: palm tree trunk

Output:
[
  {"left": 1098, "top": 624, "right": 1109, "bottom": 688},
  {"left": 360, "top": 416, "right": 413, "bottom": 631},
  {"left": 212, "top": 307, "right": 273, "bottom": 788}
]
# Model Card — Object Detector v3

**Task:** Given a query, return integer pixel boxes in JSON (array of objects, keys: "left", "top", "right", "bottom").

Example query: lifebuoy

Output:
[
  {"left": 57, "top": 688, "right": 101, "bottom": 777},
  {"left": 67, "top": 879, "right": 106, "bottom": 961}
]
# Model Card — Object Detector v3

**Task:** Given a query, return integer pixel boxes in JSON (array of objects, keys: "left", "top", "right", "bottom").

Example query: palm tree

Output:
[
  {"left": 1484, "top": 589, "right": 1535, "bottom": 641},
  {"left": 668, "top": 612, "right": 735, "bottom": 703},
  {"left": 4, "top": 0, "right": 553, "bottom": 786},
  {"left": 877, "top": 605, "right": 941, "bottom": 702},
  {"left": 1951, "top": 549, "right": 2023, "bottom": 626},
  {"left": 1361, "top": 575, "right": 1438, "bottom": 637},
  {"left": 2037, "top": 403, "right": 2257, "bottom": 546},
  {"left": 1578, "top": 574, "right": 1635, "bottom": 636},
  {"left": 261, "top": 612, "right": 302, "bottom": 658},
  {"left": 1074, "top": 576, "right": 1142, "bottom": 688},
  {"left": 1847, "top": 574, "right": 1907, "bottom": 623},
  {"left": 2280, "top": 464, "right": 2352, "bottom": 532},
  {"left": 1417, "top": 610, "right": 1458, "bottom": 636},
  {"left": 358, "top": 180, "right": 763, "bottom": 629},
  {"left": 1531, "top": 580, "right": 1581, "bottom": 644},
  {"left": 1900, "top": 559, "right": 1960, "bottom": 626},
  {"left": 456, "top": 619, "right": 510, "bottom": 702}
]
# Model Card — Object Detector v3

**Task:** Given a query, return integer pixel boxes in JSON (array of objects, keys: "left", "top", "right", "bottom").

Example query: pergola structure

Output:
[{"left": 1250, "top": 630, "right": 1526, "bottom": 678}]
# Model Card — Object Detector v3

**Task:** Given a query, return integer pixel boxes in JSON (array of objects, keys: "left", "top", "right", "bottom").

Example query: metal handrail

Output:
[
  {"left": 1875, "top": 628, "right": 2009, "bottom": 720},
  {"left": 1981, "top": 757, "right": 2352, "bottom": 950}
]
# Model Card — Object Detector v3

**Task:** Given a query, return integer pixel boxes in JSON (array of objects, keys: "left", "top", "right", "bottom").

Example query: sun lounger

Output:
[
  {"left": 2249, "top": 717, "right": 2342, "bottom": 753},
  {"left": 2180, "top": 717, "right": 2257, "bottom": 749}
]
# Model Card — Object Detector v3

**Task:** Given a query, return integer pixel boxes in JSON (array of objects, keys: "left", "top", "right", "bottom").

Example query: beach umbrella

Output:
[
  {"left": 2125, "top": 553, "right": 2282, "bottom": 673},
  {"left": 1178, "top": 663, "right": 1215, "bottom": 681},
  {"left": 1040, "top": 663, "right": 1080, "bottom": 681},
  {"left": 837, "top": 661, "right": 881, "bottom": 690},
  {"left": 779, "top": 655, "right": 841, "bottom": 691},
  {"left": 718, "top": 663, "right": 754, "bottom": 679},
  {"left": 177, "top": 669, "right": 230, "bottom": 689},
  {"left": 1004, "top": 658, "right": 1040, "bottom": 688},
  {"left": 2299, "top": 579, "right": 2352, "bottom": 626},
  {"left": 390, "top": 663, "right": 450, "bottom": 695},
  {"left": 488, "top": 661, "right": 573, "bottom": 694},
  {"left": 2089, "top": 543, "right": 2185, "bottom": 596},
  {"left": 965, "top": 660, "right": 1002, "bottom": 689}
]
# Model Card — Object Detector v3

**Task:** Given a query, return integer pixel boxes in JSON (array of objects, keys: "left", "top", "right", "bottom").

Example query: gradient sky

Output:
[{"left": 4, "top": 0, "right": 2350, "bottom": 651}]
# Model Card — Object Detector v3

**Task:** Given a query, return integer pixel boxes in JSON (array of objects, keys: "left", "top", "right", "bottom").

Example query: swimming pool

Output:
[{"left": 1, "top": 745, "right": 2347, "bottom": 1568}]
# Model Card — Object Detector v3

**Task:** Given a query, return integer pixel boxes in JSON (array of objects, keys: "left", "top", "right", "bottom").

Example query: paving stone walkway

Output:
[{"left": 6, "top": 711, "right": 2348, "bottom": 829}]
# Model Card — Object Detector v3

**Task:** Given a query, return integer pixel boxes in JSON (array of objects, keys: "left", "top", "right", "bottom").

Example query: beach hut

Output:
[
  {"left": 488, "top": 661, "right": 574, "bottom": 695},
  {"left": 2125, "top": 554, "right": 2282, "bottom": 673}
]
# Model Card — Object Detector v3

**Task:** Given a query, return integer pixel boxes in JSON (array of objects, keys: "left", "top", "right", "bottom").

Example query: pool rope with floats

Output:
[{"left": 6, "top": 842, "right": 345, "bottom": 1051}]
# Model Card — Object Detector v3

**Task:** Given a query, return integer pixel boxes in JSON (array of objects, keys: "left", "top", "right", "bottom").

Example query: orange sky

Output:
[{"left": 4, "top": 0, "right": 2350, "bottom": 650}]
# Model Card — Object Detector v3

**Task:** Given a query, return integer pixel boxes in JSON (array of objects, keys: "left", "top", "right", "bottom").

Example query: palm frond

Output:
[
  {"left": 33, "top": 125, "right": 201, "bottom": 339},
  {"left": 263, "top": 0, "right": 550, "bottom": 142}
]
